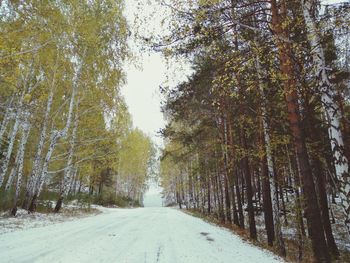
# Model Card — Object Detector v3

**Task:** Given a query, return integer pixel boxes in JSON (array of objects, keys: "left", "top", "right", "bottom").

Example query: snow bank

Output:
[{"left": 0, "top": 201, "right": 104, "bottom": 235}]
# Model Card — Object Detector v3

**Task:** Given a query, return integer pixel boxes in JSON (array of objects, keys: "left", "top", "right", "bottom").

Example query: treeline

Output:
[
  {"left": 158, "top": 1, "right": 349, "bottom": 262},
  {"left": 0, "top": 1, "right": 153, "bottom": 214}
]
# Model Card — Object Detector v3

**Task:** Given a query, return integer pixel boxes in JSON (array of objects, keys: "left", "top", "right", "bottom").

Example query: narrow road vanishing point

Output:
[{"left": 0, "top": 207, "right": 282, "bottom": 263}]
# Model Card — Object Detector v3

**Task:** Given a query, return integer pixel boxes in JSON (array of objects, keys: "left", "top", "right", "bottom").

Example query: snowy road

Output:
[{"left": 0, "top": 207, "right": 282, "bottom": 263}]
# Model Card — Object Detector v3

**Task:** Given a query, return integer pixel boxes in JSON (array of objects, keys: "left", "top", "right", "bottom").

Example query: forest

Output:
[
  {"left": 0, "top": 0, "right": 155, "bottom": 216},
  {"left": 158, "top": 0, "right": 350, "bottom": 262},
  {"left": 1, "top": 0, "right": 350, "bottom": 263}
]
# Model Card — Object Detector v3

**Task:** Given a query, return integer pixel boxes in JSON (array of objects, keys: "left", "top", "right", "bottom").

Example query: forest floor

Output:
[{"left": 0, "top": 206, "right": 283, "bottom": 263}]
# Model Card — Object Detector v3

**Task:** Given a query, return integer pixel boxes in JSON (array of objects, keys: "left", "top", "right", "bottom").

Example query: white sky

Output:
[
  {"left": 121, "top": 0, "right": 191, "bottom": 148},
  {"left": 122, "top": 53, "right": 167, "bottom": 147}
]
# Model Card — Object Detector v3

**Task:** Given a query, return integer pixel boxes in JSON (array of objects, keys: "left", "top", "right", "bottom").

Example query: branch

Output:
[{"left": 0, "top": 40, "right": 53, "bottom": 60}]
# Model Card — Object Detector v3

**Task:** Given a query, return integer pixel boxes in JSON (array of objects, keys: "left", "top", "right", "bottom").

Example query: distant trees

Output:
[
  {"left": 117, "top": 129, "right": 156, "bottom": 203},
  {"left": 158, "top": 0, "right": 349, "bottom": 262}
]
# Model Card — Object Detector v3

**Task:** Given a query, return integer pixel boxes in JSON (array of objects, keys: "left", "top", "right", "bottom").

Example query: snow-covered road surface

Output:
[{"left": 0, "top": 207, "right": 282, "bottom": 263}]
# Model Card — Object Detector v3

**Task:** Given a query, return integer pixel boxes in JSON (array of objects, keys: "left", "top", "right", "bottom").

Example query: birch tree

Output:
[
  {"left": 28, "top": 82, "right": 77, "bottom": 212},
  {"left": 54, "top": 100, "right": 80, "bottom": 213},
  {"left": 301, "top": 0, "right": 350, "bottom": 235},
  {"left": 0, "top": 97, "right": 14, "bottom": 144},
  {"left": 1, "top": 0, "right": 129, "bottom": 214},
  {"left": 10, "top": 122, "right": 31, "bottom": 216},
  {"left": 22, "top": 84, "right": 55, "bottom": 209},
  {"left": 0, "top": 91, "right": 25, "bottom": 187}
]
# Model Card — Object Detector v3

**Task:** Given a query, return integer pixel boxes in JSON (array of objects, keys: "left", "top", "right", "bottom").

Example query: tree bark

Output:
[
  {"left": 271, "top": 1, "right": 330, "bottom": 261},
  {"left": 0, "top": 96, "right": 14, "bottom": 145},
  {"left": 261, "top": 136, "right": 276, "bottom": 247},
  {"left": 23, "top": 85, "right": 54, "bottom": 209},
  {"left": 11, "top": 123, "right": 31, "bottom": 216},
  {"left": 0, "top": 92, "right": 25, "bottom": 187},
  {"left": 227, "top": 118, "right": 239, "bottom": 226},
  {"left": 240, "top": 128, "right": 257, "bottom": 240},
  {"left": 29, "top": 83, "right": 76, "bottom": 212},
  {"left": 5, "top": 149, "right": 20, "bottom": 191},
  {"left": 54, "top": 100, "right": 79, "bottom": 213},
  {"left": 256, "top": 54, "right": 285, "bottom": 254},
  {"left": 222, "top": 117, "right": 232, "bottom": 223},
  {"left": 306, "top": 101, "right": 339, "bottom": 257},
  {"left": 5, "top": 112, "right": 30, "bottom": 192},
  {"left": 302, "top": 0, "right": 350, "bottom": 236},
  {"left": 235, "top": 169, "right": 244, "bottom": 229}
]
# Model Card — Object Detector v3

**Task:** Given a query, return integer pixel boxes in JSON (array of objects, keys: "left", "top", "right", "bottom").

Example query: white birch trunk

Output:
[
  {"left": 64, "top": 101, "right": 79, "bottom": 196},
  {"left": 0, "top": 92, "right": 25, "bottom": 187},
  {"left": 11, "top": 123, "right": 31, "bottom": 216},
  {"left": 69, "top": 168, "right": 78, "bottom": 195},
  {"left": 5, "top": 146, "right": 20, "bottom": 191},
  {"left": 24, "top": 86, "right": 55, "bottom": 207},
  {"left": 302, "top": 0, "right": 350, "bottom": 234},
  {"left": 5, "top": 114, "right": 31, "bottom": 191},
  {"left": 256, "top": 56, "right": 285, "bottom": 254},
  {"left": 35, "top": 83, "right": 77, "bottom": 199},
  {"left": 56, "top": 100, "right": 79, "bottom": 211},
  {"left": 15, "top": 123, "right": 31, "bottom": 195},
  {"left": 0, "top": 96, "right": 14, "bottom": 144}
]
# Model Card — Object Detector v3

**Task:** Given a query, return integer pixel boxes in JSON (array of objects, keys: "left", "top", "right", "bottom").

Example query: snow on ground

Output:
[
  {"left": 143, "top": 183, "right": 163, "bottom": 207},
  {"left": 253, "top": 195, "right": 350, "bottom": 252},
  {"left": 0, "top": 207, "right": 283, "bottom": 263},
  {"left": 0, "top": 201, "right": 101, "bottom": 235}
]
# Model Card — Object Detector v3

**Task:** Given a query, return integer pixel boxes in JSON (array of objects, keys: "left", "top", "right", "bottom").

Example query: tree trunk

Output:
[
  {"left": 29, "top": 83, "right": 76, "bottom": 212},
  {"left": 313, "top": 156, "right": 339, "bottom": 258},
  {"left": 261, "top": 137, "right": 276, "bottom": 247},
  {"left": 256, "top": 54, "right": 285, "bottom": 254},
  {"left": 0, "top": 96, "right": 14, "bottom": 145},
  {"left": 0, "top": 92, "right": 24, "bottom": 187},
  {"left": 302, "top": 0, "right": 350, "bottom": 236},
  {"left": 280, "top": 185, "right": 288, "bottom": 226},
  {"left": 217, "top": 169, "right": 225, "bottom": 222},
  {"left": 54, "top": 100, "right": 79, "bottom": 213},
  {"left": 227, "top": 118, "right": 239, "bottom": 226},
  {"left": 23, "top": 86, "right": 54, "bottom": 209},
  {"left": 286, "top": 147, "right": 305, "bottom": 261},
  {"left": 5, "top": 149, "right": 20, "bottom": 191},
  {"left": 5, "top": 114, "right": 30, "bottom": 192},
  {"left": 240, "top": 128, "right": 257, "bottom": 240},
  {"left": 306, "top": 102, "right": 339, "bottom": 258},
  {"left": 0, "top": 114, "right": 20, "bottom": 187},
  {"left": 271, "top": 1, "right": 330, "bottom": 261},
  {"left": 207, "top": 174, "right": 211, "bottom": 214},
  {"left": 11, "top": 123, "right": 31, "bottom": 216},
  {"left": 223, "top": 118, "right": 232, "bottom": 223},
  {"left": 235, "top": 169, "right": 244, "bottom": 229},
  {"left": 224, "top": 173, "right": 232, "bottom": 223}
]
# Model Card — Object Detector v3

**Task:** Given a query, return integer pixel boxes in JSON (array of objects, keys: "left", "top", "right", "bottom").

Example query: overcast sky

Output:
[{"left": 121, "top": 1, "right": 191, "bottom": 149}]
